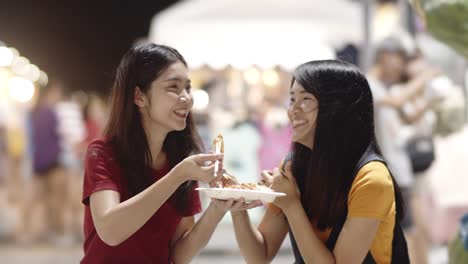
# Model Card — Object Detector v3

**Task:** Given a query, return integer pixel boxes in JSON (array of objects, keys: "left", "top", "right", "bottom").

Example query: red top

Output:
[{"left": 81, "top": 139, "right": 201, "bottom": 264}]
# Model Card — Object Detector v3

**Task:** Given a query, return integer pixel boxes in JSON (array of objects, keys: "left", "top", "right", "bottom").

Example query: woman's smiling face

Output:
[
  {"left": 288, "top": 81, "right": 318, "bottom": 149},
  {"left": 138, "top": 62, "right": 193, "bottom": 132}
]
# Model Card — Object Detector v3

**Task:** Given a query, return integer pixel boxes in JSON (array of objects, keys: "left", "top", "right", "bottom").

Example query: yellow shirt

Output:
[
  {"left": 347, "top": 161, "right": 395, "bottom": 264},
  {"left": 271, "top": 161, "right": 395, "bottom": 263}
]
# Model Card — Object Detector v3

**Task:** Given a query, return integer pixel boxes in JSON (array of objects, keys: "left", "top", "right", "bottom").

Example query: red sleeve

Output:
[
  {"left": 183, "top": 182, "right": 202, "bottom": 216},
  {"left": 82, "top": 140, "right": 120, "bottom": 205}
]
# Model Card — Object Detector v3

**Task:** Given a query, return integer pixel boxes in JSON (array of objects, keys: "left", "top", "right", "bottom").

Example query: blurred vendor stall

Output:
[{"left": 149, "top": 0, "right": 362, "bottom": 69}]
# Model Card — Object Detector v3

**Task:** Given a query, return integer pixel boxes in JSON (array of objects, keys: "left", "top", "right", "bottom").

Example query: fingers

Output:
[
  {"left": 196, "top": 153, "right": 223, "bottom": 179},
  {"left": 225, "top": 199, "right": 234, "bottom": 208},
  {"left": 281, "top": 162, "right": 296, "bottom": 183},
  {"left": 211, "top": 198, "right": 234, "bottom": 210},
  {"left": 203, "top": 160, "right": 213, "bottom": 166},
  {"left": 211, "top": 198, "right": 263, "bottom": 211},
  {"left": 209, "top": 173, "right": 225, "bottom": 187},
  {"left": 209, "top": 178, "right": 220, "bottom": 188},
  {"left": 201, "top": 163, "right": 215, "bottom": 172},
  {"left": 283, "top": 161, "right": 293, "bottom": 179},
  {"left": 222, "top": 170, "right": 231, "bottom": 179},
  {"left": 231, "top": 198, "right": 245, "bottom": 209},
  {"left": 200, "top": 161, "right": 223, "bottom": 173},
  {"left": 274, "top": 164, "right": 294, "bottom": 182},
  {"left": 194, "top": 153, "right": 224, "bottom": 164},
  {"left": 232, "top": 199, "right": 263, "bottom": 211},
  {"left": 200, "top": 164, "right": 233, "bottom": 184},
  {"left": 272, "top": 168, "right": 282, "bottom": 177},
  {"left": 241, "top": 201, "right": 263, "bottom": 210},
  {"left": 217, "top": 161, "right": 224, "bottom": 176},
  {"left": 222, "top": 172, "right": 239, "bottom": 185},
  {"left": 261, "top": 170, "right": 274, "bottom": 185},
  {"left": 197, "top": 166, "right": 219, "bottom": 184},
  {"left": 245, "top": 201, "right": 263, "bottom": 209}
]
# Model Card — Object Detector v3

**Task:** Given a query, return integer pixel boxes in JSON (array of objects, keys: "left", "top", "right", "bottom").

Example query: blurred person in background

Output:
[
  {"left": 4, "top": 104, "right": 28, "bottom": 208},
  {"left": 401, "top": 51, "right": 468, "bottom": 262},
  {"left": 367, "top": 38, "right": 442, "bottom": 264},
  {"left": 55, "top": 86, "right": 87, "bottom": 245},
  {"left": 222, "top": 109, "right": 261, "bottom": 184},
  {"left": 20, "top": 80, "right": 67, "bottom": 244},
  {"left": 82, "top": 93, "right": 107, "bottom": 146},
  {"left": 81, "top": 44, "right": 256, "bottom": 263},
  {"left": 223, "top": 60, "right": 409, "bottom": 263},
  {"left": 56, "top": 85, "right": 86, "bottom": 175},
  {"left": 390, "top": 51, "right": 441, "bottom": 264},
  {"left": 258, "top": 101, "right": 291, "bottom": 174},
  {"left": 66, "top": 93, "right": 107, "bottom": 243}
]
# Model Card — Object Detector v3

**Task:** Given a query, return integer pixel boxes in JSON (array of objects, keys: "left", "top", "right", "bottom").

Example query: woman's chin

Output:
[
  {"left": 173, "top": 122, "right": 187, "bottom": 131},
  {"left": 291, "top": 131, "right": 304, "bottom": 142},
  {"left": 171, "top": 126, "right": 185, "bottom": 132},
  {"left": 292, "top": 135, "right": 313, "bottom": 149}
]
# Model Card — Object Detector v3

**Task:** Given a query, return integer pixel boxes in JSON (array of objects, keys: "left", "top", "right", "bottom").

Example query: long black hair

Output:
[
  {"left": 104, "top": 43, "right": 204, "bottom": 213},
  {"left": 290, "top": 60, "right": 404, "bottom": 230}
]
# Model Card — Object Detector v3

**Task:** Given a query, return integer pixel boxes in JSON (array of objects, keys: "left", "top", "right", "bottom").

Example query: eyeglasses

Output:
[{"left": 288, "top": 99, "right": 317, "bottom": 113}]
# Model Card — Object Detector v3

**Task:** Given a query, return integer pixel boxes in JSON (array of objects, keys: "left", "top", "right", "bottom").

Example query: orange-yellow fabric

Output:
[{"left": 268, "top": 161, "right": 395, "bottom": 263}]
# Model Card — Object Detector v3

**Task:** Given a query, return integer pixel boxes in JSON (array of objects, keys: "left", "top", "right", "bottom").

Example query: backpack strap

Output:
[{"left": 325, "top": 146, "right": 381, "bottom": 263}]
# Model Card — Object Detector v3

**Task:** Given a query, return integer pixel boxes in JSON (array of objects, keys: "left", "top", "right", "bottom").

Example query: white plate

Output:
[{"left": 196, "top": 187, "right": 286, "bottom": 203}]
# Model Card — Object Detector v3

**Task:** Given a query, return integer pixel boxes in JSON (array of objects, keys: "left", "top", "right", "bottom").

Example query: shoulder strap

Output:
[
  {"left": 354, "top": 146, "right": 385, "bottom": 175},
  {"left": 326, "top": 147, "right": 384, "bottom": 247},
  {"left": 326, "top": 146, "right": 382, "bottom": 262}
]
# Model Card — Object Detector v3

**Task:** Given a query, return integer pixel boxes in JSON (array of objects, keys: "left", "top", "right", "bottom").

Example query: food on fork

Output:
[
  {"left": 212, "top": 133, "right": 224, "bottom": 154},
  {"left": 213, "top": 133, "right": 224, "bottom": 177}
]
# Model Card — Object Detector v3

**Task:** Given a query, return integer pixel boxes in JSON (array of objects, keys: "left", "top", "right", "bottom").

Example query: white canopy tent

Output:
[{"left": 149, "top": 0, "right": 363, "bottom": 69}]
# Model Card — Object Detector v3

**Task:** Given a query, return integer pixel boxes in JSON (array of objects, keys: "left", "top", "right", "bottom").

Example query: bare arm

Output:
[
  {"left": 90, "top": 169, "right": 185, "bottom": 246},
  {"left": 333, "top": 218, "right": 380, "bottom": 264},
  {"left": 284, "top": 201, "right": 379, "bottom": 264},
  {"left": 170, "top": 203, "right": 225, "bottom": 263},
  {"left": 400, "top": 100, "right": 432, "bottom": 124},
  {"left": 378, "top": 69, "right": 438, "bottom": 109},
  {"left": 90, "top": 153, "right": 223, "bottom": 246},
  {"left": 231, "top": 206, "right": 289, "bottom": 263}
]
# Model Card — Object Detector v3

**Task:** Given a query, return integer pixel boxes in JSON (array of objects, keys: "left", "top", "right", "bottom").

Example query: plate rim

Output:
[{"left": 195, "top": 187, "right": 286, "bottom": 197}]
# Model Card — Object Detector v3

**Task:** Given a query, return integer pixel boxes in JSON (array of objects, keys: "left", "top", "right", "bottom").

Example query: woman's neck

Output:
[
  {"left": 148, "top": 135, "right": 167, "bottom": 170},
  {"left": 302, "top": 141, "right": 314, "bottom": 150},
  {"left": 143, "top": 120, "right": 168, "bottom": 170},
  {"left": 299, "top": 131, "right": 315, "bottom": 150}
]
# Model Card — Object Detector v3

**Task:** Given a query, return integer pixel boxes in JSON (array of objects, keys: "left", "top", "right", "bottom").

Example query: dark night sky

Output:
[{"left": 0, "top": 0, "right": 178, "bottom": 96}]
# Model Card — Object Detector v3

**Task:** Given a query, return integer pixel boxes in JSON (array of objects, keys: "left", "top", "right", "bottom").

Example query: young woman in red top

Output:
[{"left": 81, "top": 44, "right": 255, "bottom": 263}]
